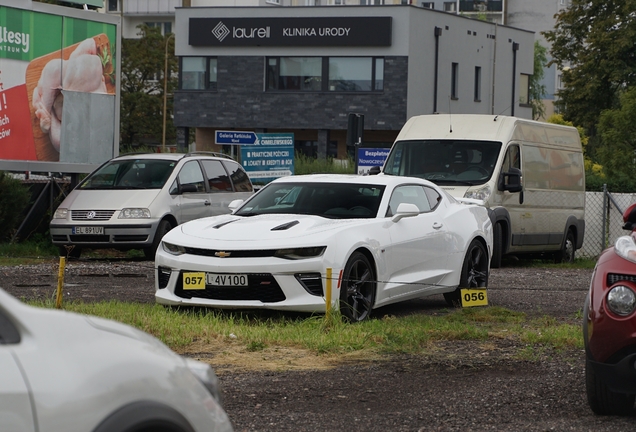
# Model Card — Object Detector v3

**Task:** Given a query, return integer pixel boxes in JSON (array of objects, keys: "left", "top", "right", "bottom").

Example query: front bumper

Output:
[
  {"left": 154, "top": 249, "right": 340, "bottom": 312},
  {"left": 50, "top": 220, "right": 160, "bottom": 249}
]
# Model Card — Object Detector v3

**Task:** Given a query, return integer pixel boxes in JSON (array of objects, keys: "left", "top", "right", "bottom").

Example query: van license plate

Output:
[
  {"left": 207, "top": 273, "right": 248, "bottom": 287},
  {"left": 72, "top": 226, "right": 104, "bottom": 235}
]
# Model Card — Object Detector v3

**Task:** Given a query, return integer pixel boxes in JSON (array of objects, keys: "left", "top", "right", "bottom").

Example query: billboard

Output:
[{"left": 0, "top": 3, "right": 119, "bottom": 173}]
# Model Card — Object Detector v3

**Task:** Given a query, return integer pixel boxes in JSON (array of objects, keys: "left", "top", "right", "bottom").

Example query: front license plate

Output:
[
  {"left": 460, "top": 288, "right": 488, "bottom": 307},
  {"left": 207, "top": 273, "right": 248, "bottom": 287},
  {"left": 72, "top": 226, "right": 104, "bottom": 235},
  {"left": 183, "top": 272, "right": 206, "bottom": 290}
]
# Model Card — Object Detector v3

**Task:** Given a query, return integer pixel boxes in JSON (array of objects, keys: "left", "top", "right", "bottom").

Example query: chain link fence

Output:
[{"left": 579, "top": 186, "right": 636, "bottom": 259}]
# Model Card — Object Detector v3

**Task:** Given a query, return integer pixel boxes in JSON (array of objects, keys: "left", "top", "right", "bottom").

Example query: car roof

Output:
[
  {"left": 271, "top": 173, "right": 436, "bottom": 188},
  {"left": 111, "top": 152, "right": 236, "bottom": 162}
]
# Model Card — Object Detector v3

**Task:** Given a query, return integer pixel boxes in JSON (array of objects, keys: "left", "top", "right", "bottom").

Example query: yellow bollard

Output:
[
  {"left": 56, "top": 256, "right": 66, "bottom": 309},
  {"left": 325, "top": 268, "right": 332, "bottom": 316}
]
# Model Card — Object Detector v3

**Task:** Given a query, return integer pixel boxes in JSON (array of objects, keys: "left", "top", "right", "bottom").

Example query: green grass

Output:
[{"left": 26, "top": 300, "right": 583, "bottom": 356}]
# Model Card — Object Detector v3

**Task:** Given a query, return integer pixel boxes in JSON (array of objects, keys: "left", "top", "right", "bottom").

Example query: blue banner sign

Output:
[
  {"left": 357, "top": 148, "right": 390, "bottom": 174},
  {"left": 215, "top": 130, "right": 259, "bottom": 145},
  {"left": 240, "top": 133, "right": 295, "bottom": 184}
]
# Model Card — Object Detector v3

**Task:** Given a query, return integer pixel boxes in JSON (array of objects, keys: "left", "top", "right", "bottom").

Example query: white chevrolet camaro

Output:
[{"left": 155, "top": 174, "right": 493, "bottom": 322}]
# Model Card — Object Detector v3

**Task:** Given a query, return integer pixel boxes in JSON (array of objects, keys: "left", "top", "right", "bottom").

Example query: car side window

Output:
[
  {"left": 423, "top": 186, "right": 442, "bottom": 211},
  {"left": 201, "top": 160, "right": 232, "bottom": 192},
  {"left": 386, "top": 185, "right": 431, "bottom": 217},
  {"left": 177, "top": 161, "right": 206, "bottom": 192},
  {"left": 224, "top": 161, "right": 254, "bottom": 192}
]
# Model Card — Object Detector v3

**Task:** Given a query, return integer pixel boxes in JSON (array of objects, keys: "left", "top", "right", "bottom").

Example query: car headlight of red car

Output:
[
  {"left": 615, "top": 235, "right": 636, "bottom": 263},
  {"left": 607, "top": 285, "right": 636, "bottom": 316}
]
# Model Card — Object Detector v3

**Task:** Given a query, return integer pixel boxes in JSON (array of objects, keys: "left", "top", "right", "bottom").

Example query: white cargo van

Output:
[{"left": 379, "top": 114, "right": 585, "bottom": 267}]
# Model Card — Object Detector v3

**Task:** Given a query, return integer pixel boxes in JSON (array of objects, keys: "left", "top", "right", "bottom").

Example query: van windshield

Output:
[
  {"left": 382, "top": 140, "right": 502, "bottom": 185},
  {"left": 79, "top": 159, "right": 177, "bottom": 190}
]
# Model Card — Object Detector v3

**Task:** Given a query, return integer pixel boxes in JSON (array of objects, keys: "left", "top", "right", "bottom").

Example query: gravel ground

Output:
[{"left": 3, "top": 258, "right": 636, "bottom": 431}]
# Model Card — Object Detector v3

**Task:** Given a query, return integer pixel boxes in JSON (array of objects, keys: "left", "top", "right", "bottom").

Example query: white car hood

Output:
[
  {"left": 177, "top": 213, "right": 360, "bottom": 243},
  {"left": 62, "top": 189, "right": 161, "bottom": 210}
]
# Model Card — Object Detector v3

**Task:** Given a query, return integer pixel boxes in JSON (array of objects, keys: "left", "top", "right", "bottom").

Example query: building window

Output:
[
  {"left": 107, "top": 0, "right": 119, "bottom": 12},
  {"left": 474, "top": 66, "right": 481, "bottom": 102},
  {"left": 422, "top": 2, "right": 434, "bottom": 8},
  {"left": 266, "top": 57, "right": 384, "bottom": 92},
  {"left": 145, "top": 22, "right": 172, "bottom": 36},
  {"left": 181, "top": 57, "right": 217, "bottom": 91},
  {"left": 451, "top": 62, "right": 459, "bottom": 99},
  {"left": 444, "top": 2, "right": 457, "bottom": 12},
  {"left": 266, "top": 0, "right": 281, "bottom": 4},
  {"left": 519, "top": 73, "right": 530, "bottom": 105}
]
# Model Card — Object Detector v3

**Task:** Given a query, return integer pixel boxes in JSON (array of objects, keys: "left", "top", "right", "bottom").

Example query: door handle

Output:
[
  {"left": 433, "top": 222, "right": 443, "bottom": 230},
  {"left": 204, "top": 200, "right": 211, "bottom": 206}
]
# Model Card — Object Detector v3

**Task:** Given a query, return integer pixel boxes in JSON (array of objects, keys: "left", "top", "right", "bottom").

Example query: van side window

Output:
[
  {"left": 177, "top": 161, "right": 206, "bottom": 192},
  {"left": 223, "top": 161, "right": 254, "bottom": 192},
  {"left": 502, "top": 145, "right": 521, "bottom": 171},
  {"left": 201, "top": 160, "right": 232, "bottom": 192}
]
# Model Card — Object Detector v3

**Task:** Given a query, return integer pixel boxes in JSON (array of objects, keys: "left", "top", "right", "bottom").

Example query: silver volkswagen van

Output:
[{"left": 50, "top": 152, "right": 254, "bottom": 259}]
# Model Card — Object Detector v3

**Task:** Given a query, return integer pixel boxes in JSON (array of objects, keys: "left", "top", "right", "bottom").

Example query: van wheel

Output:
[
  {"left": 444, "top": 240, "right": 489, "bottom": 306},
  {"left": 58, "top": 246, "right": 82, "bottom": 259},
  {"left": 554, "top": 230, "right": 575, "bottom": 264},
  {"left": 491, "top": 223, "right": 503, "bottom": 269},
  {"left": 144, "top": 220, "right": 174, "bottom": 260}
]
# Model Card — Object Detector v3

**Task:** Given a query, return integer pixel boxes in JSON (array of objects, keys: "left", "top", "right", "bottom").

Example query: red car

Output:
[{"left": 584, "top": 203, "right": 636, "bottom": 415}]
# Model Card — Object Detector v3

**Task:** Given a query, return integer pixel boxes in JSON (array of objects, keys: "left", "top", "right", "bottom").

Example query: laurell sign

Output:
[{"left": 189, "top": 17, "right": 392, "bottom": 47}]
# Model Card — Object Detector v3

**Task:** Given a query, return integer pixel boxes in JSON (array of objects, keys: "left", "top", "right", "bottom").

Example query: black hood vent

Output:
[
  {"left": 271, "top": 220, "right": 299, "bottom": 231},
  {"left": 213, "top": 219, "right": 240, "bottom": 229}
]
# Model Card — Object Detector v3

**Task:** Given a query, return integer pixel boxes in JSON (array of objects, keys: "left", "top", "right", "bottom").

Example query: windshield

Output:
[
  {"left": 79, "top": 159, "right": 177, "bottom": 190},
  {"left": 382, "top": 140, "right": 502, "bottom": 185},
  {"left": 236, "top": 182, "right": 385, "bottom": 219}
]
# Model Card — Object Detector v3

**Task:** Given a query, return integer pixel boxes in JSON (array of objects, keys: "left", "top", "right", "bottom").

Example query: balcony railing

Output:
[
  {"left": 123, "top": 0, "right": 181, "bottom": 15},
  {"left": 459, "top": 0, "right": 503, "bottom": 12}
]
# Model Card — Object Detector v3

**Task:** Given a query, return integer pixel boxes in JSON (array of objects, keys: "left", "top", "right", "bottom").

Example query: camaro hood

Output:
[
  {"left": 62, "top": 189, "right": 161, "bottom": 210},
  {"left": 176, "top": 213, "right": 361, "bottom": 243}
]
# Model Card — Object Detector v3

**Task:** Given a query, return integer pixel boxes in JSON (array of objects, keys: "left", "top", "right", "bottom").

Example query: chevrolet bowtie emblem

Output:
[{"left": 215, "top": 251, "right": 231, "bottom": 258}]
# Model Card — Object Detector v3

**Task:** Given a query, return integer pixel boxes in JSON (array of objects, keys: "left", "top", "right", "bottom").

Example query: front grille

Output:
[
  {"left": 174, "top": 271, "right": 285, "bottom": 303},
  {"left": 607, "top": 273, "right": 636, "bottom": 286},
  {"left": 157, "top": 266, "right": 171, "bottom": 289},
  {"left": 69, "top": 235, "right": 110, "bottom": 243},
  {"left": 296, "top": 273, "right": 323, "bottom": 296},
  {"left": 51, "top": 235, "right": 67, "bottom": 241},
  {"left": 184, "top": 247, "right": 278, "bottom": 258},
  {"left": 71, "top": 210, "right": 116, "bottom": 221}
]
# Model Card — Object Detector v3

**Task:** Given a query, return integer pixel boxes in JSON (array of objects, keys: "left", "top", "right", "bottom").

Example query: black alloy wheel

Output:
[
  {"left": 444, "top": 240, "right": 489, "bottom": 306},
  {"left": 339, "top": 251, "right": 376, "bottom": 322}
]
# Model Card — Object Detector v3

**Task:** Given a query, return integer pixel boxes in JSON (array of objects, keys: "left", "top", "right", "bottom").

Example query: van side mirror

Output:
[
  {"left": 498, "top": 167, "right": 522, "bottom": 193},
  {"left": 180, "top": 184, "right": 198, "bottom": 194},
  {"left": 368, "top": 166, "right": 381, "bottom": 175}
]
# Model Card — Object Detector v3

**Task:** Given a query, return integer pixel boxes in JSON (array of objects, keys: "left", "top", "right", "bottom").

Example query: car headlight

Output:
[
  {"left": 607, "top": 285, "right": 636, "bottom": 316},
  {"left": 119, "top": 208, "right": 151, "bottom": 219},
  {"left": 53, "top": 208, "right": 69, "bottom": 219},
  {"left": 464, "top": 185, "right": 491, "bottom": 201},
  {"left": 163, "top": 242, "right": 185, "bottom": 255},
  {"left": 274, "top": 246, "right": 326, "bottom": 260},
  {"left": 184, "top": 358, "right": 224, "bottom": 406},
  {"left": 615, "top": 235, "right": 636, "bottom": 264}
]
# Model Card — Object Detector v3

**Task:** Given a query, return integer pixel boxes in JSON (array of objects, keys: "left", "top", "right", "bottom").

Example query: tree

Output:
[
  {"left": 543, "top": 0, "right": 636, "bottom": 136},
  {"left": 529, "top": 41, "right": 548, "bottom": 120},
  {"left": 120, "top": 25, "right": 178, "bottom": 149}
]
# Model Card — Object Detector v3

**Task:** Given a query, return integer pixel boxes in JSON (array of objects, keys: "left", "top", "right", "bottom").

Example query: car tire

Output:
[
  {"left": 554, "top": 229, "right": 575, "bottom": 264},
  {"left": 144, "top": 220, "right": 174, "bottom": 260},
  {"left": 339, "top": 251, "right": 376, "bottom": 322},
  {"left": 491, "top": 223, "right": 503, "bottom": 269},
  {"left": 586, "top": 358, "right": 635, "bottom": 415},
  {"left": 444, "top": 240, "right": 489, "bottom": 307},
  {"left": 58, "top": 245, "right": 82, "bottom": 259}
]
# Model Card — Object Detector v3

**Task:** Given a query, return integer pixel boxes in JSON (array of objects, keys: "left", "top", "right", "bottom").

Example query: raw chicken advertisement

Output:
[{"left": 0, "top": 6, "right": 117, "bottom": 163}]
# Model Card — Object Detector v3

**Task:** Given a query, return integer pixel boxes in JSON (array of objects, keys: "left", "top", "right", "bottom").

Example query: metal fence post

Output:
[{"left": 602, "top": 184, "right": 607, "bottom": 251}]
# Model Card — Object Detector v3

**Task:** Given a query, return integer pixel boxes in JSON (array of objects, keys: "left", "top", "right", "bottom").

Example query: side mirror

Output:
[
  {"left": 228, "top": 199, "right": 244, "bottom": 212},
  {"left": 180, "top": 184, "right": 198, "bottom": 194},
  {"left": 497, "top": 167, "right": 522, "bottom": 193},
  {"left": 368, "top": 166, "right": 381, "bottom": 175},
  {"left": 623, "top": 203, "right": 636, "bottom": 231},
  {"left": 391, "top": 202, "right": 420, "bottom": 222}
]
